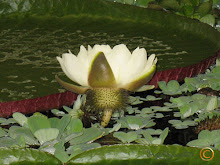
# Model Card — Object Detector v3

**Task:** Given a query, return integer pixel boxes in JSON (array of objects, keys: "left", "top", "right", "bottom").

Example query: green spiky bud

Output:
[{"left": 85, "top": 88, "right": 128, "bottom": 113}]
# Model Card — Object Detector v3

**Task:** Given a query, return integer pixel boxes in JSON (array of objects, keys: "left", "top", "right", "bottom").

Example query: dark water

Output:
[{"left": 0, "top": 17, "right": 218, "bottom": 102}]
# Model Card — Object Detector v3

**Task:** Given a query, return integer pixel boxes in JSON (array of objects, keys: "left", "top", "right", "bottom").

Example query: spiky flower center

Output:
[{"left": 85, "top": 88, "right": 128, "bottom": 112}]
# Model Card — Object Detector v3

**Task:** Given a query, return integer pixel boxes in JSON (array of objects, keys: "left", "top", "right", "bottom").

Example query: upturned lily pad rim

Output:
[{"left": 0, "top": 0, "right": 219, "bottom": 117}]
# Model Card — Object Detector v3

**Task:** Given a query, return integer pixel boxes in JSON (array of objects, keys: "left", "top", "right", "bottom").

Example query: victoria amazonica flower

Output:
[{"left": 56, "top": 44, "right": 157, "bottom": 127}]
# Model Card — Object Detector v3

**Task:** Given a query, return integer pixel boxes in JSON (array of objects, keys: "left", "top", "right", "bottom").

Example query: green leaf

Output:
[
  {"left": 0, "top": 148, "right": 61, "bottom": 164},
  {"left": 67, "top": 144, "right": 220, "bottom": 164},
  {"left": 0, "top": 127, "right": 7, "bottom": 137},
  {"left": 206, "top": 96, "right": 218, "bottom": 111},
  {"left": 142, "top": 130, "right": 154, "bottom": 143},
  {"left": 14, "top": 135, "right": 26, "bottom": 147},
  {"left": 167, "top": 80, "right": 180, "bottom": 92},
  {"left": 28, "top": 115, "right": 51, "bottom": 134},
  {"left": 56, "top": 115, "right": 71, "bottom": 139},
  {"left": 66, "top": 118, "right": 83, "bottom": 135},
  {"left": 8, "top": 126, "right": 39, "bottom": 145},
  {"left": 12, "top": 112, "right": 28, "bottom": 127},
  {"left": 69, "top": 127, "right": 104, "bottom": 145},
  {"left": 187, "top": 139, "right": 211, "bottom": 147},
  {"left": 158, "top": 81, "right": 167, "bottom": 91},
  {"left": 200, "top": 14, "right": 215, "bottom": 26},
  {"left": 0, "top": 118, "right": 16, "bottom": 125},
  {"left": 54, "top": 148, "right": 70, "bottom": 163},
  {"left": 182, "top": 5, "right": 194, "bottom": 17},
  {"left": 196, "top": 1, "right": 213, "bottom": 17},
  {"left": 113, "top": 131, "right": 138, "bottom": 143},
  {"left": 159, "top": 127, "right": 169, "bottom": 144},
  {"left": 0, "top": 137, "right": 16, "bottom": 147},
  {"left": 34, "top": 128, "right": 59, "bottom": 145},
  {"left": 67, "top": 143, "right": 101, "bottom": 159},
  {"left": 160, "top": 0, "right": 181, "bottom": 10}
]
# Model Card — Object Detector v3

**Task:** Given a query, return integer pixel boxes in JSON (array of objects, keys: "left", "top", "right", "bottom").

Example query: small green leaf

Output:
[
  {"left": 54, "top": 148, "right": 70, "bottom": 163},
  {"left": 206, "top": 96, "right": 218, "bottom": 111},
  {"left": 69, "top": 127, "right": 104, "bottom": 145},
  {"left": 0, "top": 128, "right": 7, "bottom": 137},
  {"left": 142, "top": 130, "right": 154, "bottom": 143},
  {"left": 200, "top": 14, "right": 215, "bottom": 26},
  {"left": 8, "top": 126, "right": 38, "bottom": 145},
  {"left": 167, "top": 80, "right": 180, "bottom": 92},
  {"left": 0, "top": 118, "right": 16, "bottom": 125},
  {"left": 113, "top": 131, "right": 138, "bottom": 143},
  {"left": 34, "top": 128, "right": 59, "bottom": 145},
  {"left": 158, "top": 81, "right": 167, "bottom": 91},
  {"left": 159, "top": 127, "right": 169, "bottom": 144},
  {"left": 0, "top": 137, "right": 16, "bottom": 147},
  {"left": 57, "top": 115, "right": 71, "bottom": 139},
  {"left": 109, "top": 123, "right": 121, "bottom": 133},
  {"left": 51, "top": 109, "right": 65, "bottom": 116},
  {"left": 12, "top": 112, "right": 28, "bottom": 127},
  {"left": 66, "top": 118, "right": 83, "bottom": 135},
  {"left": 28, "top": 115, "right": 51, "bottom": 134}
]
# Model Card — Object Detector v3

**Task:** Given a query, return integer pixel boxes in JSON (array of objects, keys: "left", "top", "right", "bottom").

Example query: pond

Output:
[{"left": 0, "top": 15, "right": 219, "bottom": 102}]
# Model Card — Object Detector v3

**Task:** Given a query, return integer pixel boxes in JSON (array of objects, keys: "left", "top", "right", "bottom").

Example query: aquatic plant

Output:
[
  {"left": 195, "top": 115, "right": 220, "bottom": 134},
  {"left": 56, "top": 44, "right": 157, "bottom": 127}
]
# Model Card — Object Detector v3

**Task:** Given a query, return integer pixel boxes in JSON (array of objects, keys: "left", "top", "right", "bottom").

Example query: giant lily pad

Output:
[
  {"left": 0, "top": 0, "right": 219, "bottom": 116},
  {"left": 0, "top": 144, "right": 220, "bottom": 164}
]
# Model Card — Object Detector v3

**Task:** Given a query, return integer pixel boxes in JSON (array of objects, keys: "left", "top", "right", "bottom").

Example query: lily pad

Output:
[
  {"left": 113, "top": 131, "right": 138, "bottom": 143},
  {"left": 0, "top": 148, "right": 61, "bottom": 165},
  {"left": 67, "top": 144, "right": 220, "bottom": 164},
  {"left": 27, "top": 115, "right": 51, "bottom": 134},
  {"left": 34, "top": 128, "right": 59, "bottom": 145}
]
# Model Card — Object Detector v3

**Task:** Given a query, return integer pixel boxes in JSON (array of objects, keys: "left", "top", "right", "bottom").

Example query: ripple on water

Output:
[{"left": 0, "top": 26, "right": 198, "bottom": 102}]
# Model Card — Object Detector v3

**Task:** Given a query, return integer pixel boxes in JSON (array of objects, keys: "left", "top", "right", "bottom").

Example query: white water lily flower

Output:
[{"left": 56, "top": 44, "right": 157, "bottom": 94}]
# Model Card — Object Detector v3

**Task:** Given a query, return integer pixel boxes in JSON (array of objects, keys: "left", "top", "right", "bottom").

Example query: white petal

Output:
[
  {"left": 143, "top": 54, "right": 156, "bottom": 72},
  {"left": 120, "top": 47, "right": 147, "bottom": 84},
  {"left": 57, "top": 56, "right": 77, "bottom": 83},
  {"left": 59, "top": 53, "right": 88, "bottom": 86},
  {"left": 107, "top": 44, "right": 132, "bottom": 82},
  {"left": 77, "top": 45, "right": 89, "bottom": 68}
]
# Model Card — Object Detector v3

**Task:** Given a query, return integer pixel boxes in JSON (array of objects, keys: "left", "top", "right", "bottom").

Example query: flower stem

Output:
[{"left": 101, "top": 108, "right": 113, "bottom": 127}]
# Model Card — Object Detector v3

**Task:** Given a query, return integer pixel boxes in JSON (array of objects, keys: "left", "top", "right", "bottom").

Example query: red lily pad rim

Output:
[{"left": 0, "top": 49, "right": 219, "bottom": 118}]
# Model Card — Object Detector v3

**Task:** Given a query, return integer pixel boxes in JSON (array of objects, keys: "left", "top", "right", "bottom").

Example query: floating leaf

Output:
[
  {"left": 69, "top": 127, "right": 104, "bottom": 145},
  {"left": 56, "top": 115, "right": 71, "bottom": 139},
  {"left": 113, "top": 131, "right": 138, "bottom": 143},
  {"left": 0, "top": 128, "right": 7, "bottom": 137},
  {"left": 34, "top": 128, "right": 59, "bottom": 145},
  {"left": 28, "top": 115, "right": 51, "bottom": 134},
  {"left": 187, "top": 130, "right": 220, "bottom": 149},
  {"left": 8, "top": 126, "right": 38, "bottom": 145},
  {"left": 51, "top": 109, "right": 66, "bottom": 116},
  {"left": 109, "top": 123, "right": 121, "bottom": 133},
  {"left": 206, "top": 96, "right": 218, "bottom": 111},
  {"left": 0, "top": 118, "right": 16, "bottom": 125},
  {"left": 12, "top": 112, "right": 28, "bottom": 127},
  {"left": 168, "top": 119, "right": 196, "bottom": 129},
  {"left": 0, "top": 148, "right": 61, "bottom": 164},
  {"left": 159, "top": 127, "right": 169, "bottom": 144},
  {"left": 66, "top": 118, "right": 83, "bottom": 135},
  {"left": 0, "top": 137, "right": 16, "bottom": 147}
]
